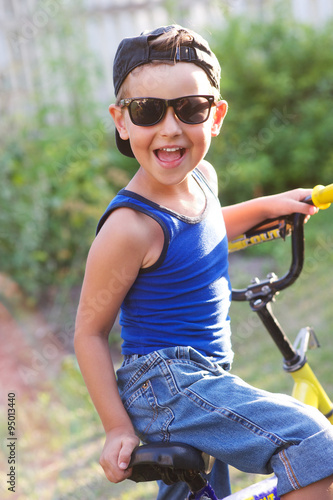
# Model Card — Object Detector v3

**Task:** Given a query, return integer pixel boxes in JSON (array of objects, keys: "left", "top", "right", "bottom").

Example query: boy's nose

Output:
[{"left": 159, "top": 106, "right": 182, "bottom": 135}]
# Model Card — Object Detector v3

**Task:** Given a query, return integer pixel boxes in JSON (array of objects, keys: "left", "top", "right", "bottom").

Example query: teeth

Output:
[{"left": 161, "top": 147, "right": 181, "bottom": 152}]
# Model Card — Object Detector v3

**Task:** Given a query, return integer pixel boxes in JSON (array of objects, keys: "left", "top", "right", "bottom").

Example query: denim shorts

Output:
[{"left": 117, "top": 346, "right": 333, "bottom": 498}]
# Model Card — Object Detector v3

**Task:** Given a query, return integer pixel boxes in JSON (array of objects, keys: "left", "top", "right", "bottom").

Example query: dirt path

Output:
[{"left": 1, "top": 271, "right": 77, "bottom": 397}]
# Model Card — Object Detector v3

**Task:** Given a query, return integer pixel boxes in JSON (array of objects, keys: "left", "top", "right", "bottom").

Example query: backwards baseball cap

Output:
[{"left": 113, "top": 25, "right": 221, "bottom": 158}]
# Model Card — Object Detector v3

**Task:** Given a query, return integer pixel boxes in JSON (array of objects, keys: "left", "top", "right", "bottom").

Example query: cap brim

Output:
[{"left": 115, "top": 129, "right": 135, "bottom": 158}]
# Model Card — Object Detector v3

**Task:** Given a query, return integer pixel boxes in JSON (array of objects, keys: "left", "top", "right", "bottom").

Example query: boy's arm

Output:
[
  {"left": 222, "top": 189, "right": 318, "bottom": 241},
  {"left": 74, "top": 208, "right": 159, "bottom": 483},
  {"left": 74, "top": 334, "right": 139, "bottom": 483}
]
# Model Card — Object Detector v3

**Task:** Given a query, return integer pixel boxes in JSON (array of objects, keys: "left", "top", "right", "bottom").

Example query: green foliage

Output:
[
  {"left": 0, "top": 120, "right": 136, "bottom": 300},
  {"left": 2, "top": 6, "right": 333, "bottom": 301},
  {"left": 0, "top": 3, "right": 137, "bottom": 301},
  {"left": 208, "top": 15, "right": 333, "bottom": 205}
]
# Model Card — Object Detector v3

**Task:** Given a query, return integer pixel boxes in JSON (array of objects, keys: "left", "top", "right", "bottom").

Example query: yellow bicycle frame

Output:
[{"left": 291, "top": 362, "right": 333, "bottom": 424}]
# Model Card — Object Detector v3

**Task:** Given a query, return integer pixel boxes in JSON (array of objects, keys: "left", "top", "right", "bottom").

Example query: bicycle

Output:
[{"left": 128, "top": 183, "right": 333, "bottom": 500}]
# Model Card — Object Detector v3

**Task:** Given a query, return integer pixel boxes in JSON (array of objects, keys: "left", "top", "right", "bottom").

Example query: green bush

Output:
[
  {"left": 208, "top": 15, "right": 333, "bottom": 204},
  {"left": 0, "top": 124, "right": 136, "bottom": 300},
  {"left": 2, "top": 8, "right": 333, "bottom": 301},
  {"left": 0, "top": 3, "right": 138, "bottom": 301}
]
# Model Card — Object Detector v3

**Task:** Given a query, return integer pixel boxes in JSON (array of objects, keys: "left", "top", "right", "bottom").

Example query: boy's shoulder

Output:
[
  {"left": 94, "top": 205, "right": 164, "bottom": 271},
  {"left": 198, "top": 161, "right": 218, "bottom": 196},
  {"left": 97, "top": 205, "right": 158, "bottom": 244}
]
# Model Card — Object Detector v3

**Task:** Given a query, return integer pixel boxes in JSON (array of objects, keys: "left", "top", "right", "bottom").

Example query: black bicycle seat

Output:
[{"left": 129, "top": 442, "right": 214, "bottom": 487}]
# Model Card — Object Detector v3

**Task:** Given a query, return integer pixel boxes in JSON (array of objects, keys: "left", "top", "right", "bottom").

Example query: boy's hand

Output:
[
  {"left": 99, "top": 428, "right": 140, "bottom": 483},
  {"left": 266, "top": 188, "right": 319, "bottom": 221},
  {"left": 223, "top": 187, "right": 319, "bottom": 241}
]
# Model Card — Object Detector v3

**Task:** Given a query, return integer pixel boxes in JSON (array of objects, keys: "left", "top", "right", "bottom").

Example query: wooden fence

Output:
[{"left": 1, "top": 0, "right": 333, "bottom": 127}]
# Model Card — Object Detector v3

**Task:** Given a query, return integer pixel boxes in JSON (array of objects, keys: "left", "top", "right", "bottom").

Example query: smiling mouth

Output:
[{"left": 154, "top": 147, "right": 186, "bottom": 162}]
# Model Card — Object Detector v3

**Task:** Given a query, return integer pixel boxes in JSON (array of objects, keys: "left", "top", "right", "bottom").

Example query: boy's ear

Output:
[
  {"left": 211, "top": 100, "right": 228, "bottom": 137},
  {"left": 109, "top": 104, "right": 129, "bottom": 140}
]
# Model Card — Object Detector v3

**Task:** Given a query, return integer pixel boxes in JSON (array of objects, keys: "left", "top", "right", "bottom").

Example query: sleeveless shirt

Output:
[{"left": 96, "top": 169, "right": 233, "bottom": 364}]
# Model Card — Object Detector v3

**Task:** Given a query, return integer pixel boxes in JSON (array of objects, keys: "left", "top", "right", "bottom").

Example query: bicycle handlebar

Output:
[
  {"left": 311, "top": 183, "right": 333, "bottom": 209},
  {"left": 230, "top": 183, "right": 333, "bottom": 302}
]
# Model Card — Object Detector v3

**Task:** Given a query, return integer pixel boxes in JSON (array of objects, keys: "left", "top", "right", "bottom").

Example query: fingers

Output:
[
  {"left": 100, "top": 449, "right": 131, "bottom": 483},
  {"left": 99, "top": 433, "right": 139, "bottom": 483},
  {"left": 277, "top": 189, "right": 319, "bottom": 217},
  {"left": 297, "top": 200, "right": 319, "bottom": 217},
  {"left": 307, "top": 205, "right": 319, "bottom": 216},
  {"left": 118, "top": 440, "right": 137, "bottom": 471}
]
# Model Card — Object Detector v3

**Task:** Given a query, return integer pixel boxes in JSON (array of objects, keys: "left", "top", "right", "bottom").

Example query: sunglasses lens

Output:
[
  {"left": 176, "top": 96, "right": 212, "bottom": 124},
  {"left": 130, "top": 98, "right": 165, "bottom": 126},
  {"left": 125, "top": 96, "right": 213, "bottom": 126}
]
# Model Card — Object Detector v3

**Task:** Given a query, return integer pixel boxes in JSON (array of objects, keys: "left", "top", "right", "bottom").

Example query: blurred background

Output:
[{"left": 1, "top": 0, "right": 333, "bottom": 498}]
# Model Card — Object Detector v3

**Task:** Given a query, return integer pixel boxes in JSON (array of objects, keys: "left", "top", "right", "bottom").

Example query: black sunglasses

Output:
[{"left": 119, "top": 95, "right": 215, "bottom": 126}]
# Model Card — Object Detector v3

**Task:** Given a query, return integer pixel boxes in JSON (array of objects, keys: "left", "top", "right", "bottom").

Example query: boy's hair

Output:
[
  {"left": 113, "top": 24, "right": 221, "bottom": 158},
  {"left": 149, "top": 26, "right": 195, "bottom": 51}
]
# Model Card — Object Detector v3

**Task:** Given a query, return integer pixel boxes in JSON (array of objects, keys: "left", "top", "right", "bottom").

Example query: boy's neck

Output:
[{"left": 126, "top": 167, "right": 206, "bottom": 218}]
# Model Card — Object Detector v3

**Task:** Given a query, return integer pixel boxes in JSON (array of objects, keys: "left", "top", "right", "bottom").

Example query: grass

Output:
[{"left": 1, "top": 210, "right": 332, "bottom": 499}]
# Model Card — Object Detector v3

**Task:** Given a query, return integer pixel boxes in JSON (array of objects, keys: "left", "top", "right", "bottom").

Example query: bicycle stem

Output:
[
  {"left": 231, "top": 206, "right": 312, "bottom": 367},
  {"left": 250, "top": 299, "right": 301, "bottom": 365}
]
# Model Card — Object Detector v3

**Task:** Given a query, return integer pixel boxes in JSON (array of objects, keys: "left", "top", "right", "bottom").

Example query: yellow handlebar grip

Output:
[{"left": 311, "top": 184, "right": 333, "bottom": 209}]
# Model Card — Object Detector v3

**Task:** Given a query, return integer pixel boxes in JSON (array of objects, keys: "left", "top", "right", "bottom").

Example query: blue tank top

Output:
[{"left": 96, "top": 169, "right": 233, "bottom": 364}]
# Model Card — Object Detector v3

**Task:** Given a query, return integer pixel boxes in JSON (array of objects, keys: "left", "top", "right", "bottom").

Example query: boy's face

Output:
[{"left": 110, "top": 62, "right": 227, "bottom": 189}]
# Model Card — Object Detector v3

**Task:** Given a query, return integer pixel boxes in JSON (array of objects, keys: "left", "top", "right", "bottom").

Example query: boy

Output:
[{"left": 74, "top": 25, "right": 333, "bottom": 499}]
